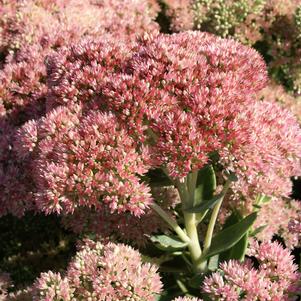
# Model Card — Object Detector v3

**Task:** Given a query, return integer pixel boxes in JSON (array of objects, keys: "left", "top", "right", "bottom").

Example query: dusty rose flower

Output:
[
  {"left": 33, "top": 271, "right": 73, "bottom": 301},
  {"left": 107, "top": 32, "right": 268, "bottom": 179},
  {"left": 0, "top": 0, "right": 159, "bottom": 218},
  {"left": 66, "top": 240, "right": 162, "bottom": 300},
  {"left": 253, "top": 198, "right": 301, "bottom": 248},
  {"left": 37, "top": 31, "right": 301, "bottom": 204},
  {"left": 33, "top": 239, "right": 162, "bottom": 300},
  {"left": 203, "top": 241, "right": 301, "bottom": 300},
  {"left": 33, "top": 108, "right": 152, "bottom": 216},
  {"left": 222, "top": 100, "right": 301, "bottom": 201}
]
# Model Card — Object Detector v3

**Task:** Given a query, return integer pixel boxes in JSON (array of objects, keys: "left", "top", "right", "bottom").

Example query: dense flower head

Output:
[
  {"left": 32, "top": 30, "right": 301, "bottom": 205},
  {"left": 253, "top": 198, "right": 301, "bottom": 248},
  {"left": 33, "top": 272, "right": 72, "bottom": 301},
  {"left": 0, "top": 0, "right": 158, "bottom": 123},
  {"left": 33, "top": 239, "right": 163, "bottom": 300},
  {"left": 47, "top": 31, "right": 268, "bottom": 180},
  {"left": 0, "top": 0, "right": 159, "bottom": 217},
  {"left": 27, "top": 107, "right": 152, "bottom": 216},
  {"left": 105, "top": 31, "right": 269, "bottom": 179},
  {"left": 203, "top": 241, "right": 301, "bottom": 300},
  {"left": 221, "top": 100, "right": 301, "bottom": 201}
]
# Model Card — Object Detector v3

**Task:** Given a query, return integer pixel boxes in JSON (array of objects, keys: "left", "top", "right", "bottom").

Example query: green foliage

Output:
[
  {"left": 150, "top": 235, "right": 189, "bottom": 251},
  {"left": 194, "top": 164, "right": 216, "bottom": 207},
  {"left": 219, "top": 212, "right": 249, "bottom": 262},
  {"left": 202, "top": 212, "right": 257, "bottom": 259}
]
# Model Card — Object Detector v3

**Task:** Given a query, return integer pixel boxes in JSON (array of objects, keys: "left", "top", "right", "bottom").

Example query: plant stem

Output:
[
  {"left": 187, "top": 171, "right": 198, "bottom": 205},
  {"left": 201, "top": 180, "right": 231, "bottom": 260},
  {"left": 202, "top": 198, "right": 223, "bottom": 253},
  {"left": 182, "top": 171, "right": 204, "bottom": 271},
  {"left": 183, "top": 212, "right": 203, "bottom": 271},
  {"left": 150, "top": 203, "right": 190, "bottom": 243}
]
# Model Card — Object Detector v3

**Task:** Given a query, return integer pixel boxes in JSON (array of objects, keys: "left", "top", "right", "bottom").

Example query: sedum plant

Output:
[
  {"left": 1, "top": 1, "right": 301, "bottom": 300},
  {"left": 10, "top": 31, "right": 301, "bottom": 299}
]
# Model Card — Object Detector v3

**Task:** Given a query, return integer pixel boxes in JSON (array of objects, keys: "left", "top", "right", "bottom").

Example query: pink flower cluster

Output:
[
  {"left": 203, "top": 241, "right": 301, "bottom": 300},
  {"left": 28, "top": 108, "right": 152, "bottom": 216},
  {"left": 0, "top": 0, "right": 159, "bottom": 217},
  {"left": 223, "top": 100, "right": 301, "bottom": 201},
  {"left": 46, "top": 32, "right": 267, "bottom": 180},
  {"left": 254, "top": 198, "right": 301, "bottom": 248},
  {"left": 33, "top": 239, "right": 162, "bottom": 300},
  {"left": 11, "top": 30, "right": 301, "bottom": 218}
]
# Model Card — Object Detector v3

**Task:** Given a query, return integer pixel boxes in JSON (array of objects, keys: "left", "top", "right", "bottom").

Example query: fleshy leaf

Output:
[
  {"left": 185, "top": 192, "right": 224, "bottom": 213},
  {"left": 202, "top": 212, "right": 257, "bottom": 259},
  {"left": 194, "top": 164, "right": 216, "bottom": 207},
  {"left": 150, "top": 235, "right": 188, "bottom": 251},
  {"left": 250, "top": 224, "right": 267, "bottom": 237},
  {"left": 208, "top": 254, "right": 219, "bottom": 271},
  {"left": 219, "top": 211, "right": 249, "bottom": 261}
]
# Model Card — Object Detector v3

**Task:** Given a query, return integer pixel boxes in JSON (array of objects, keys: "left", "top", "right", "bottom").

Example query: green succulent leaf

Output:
[
  {"left": 150, "top": 234, "right": 188, "bottom": 251},
  {"left": 250, "top": 224, "right": 267, "bottom": 237},
  {"left": 219, "top": 211, "right": 249, "bottom": 262},
  {"left": 202, "top": 212, "right": 257, "bottom": 259},
  {"left": 207, "top": 254, "right": 219, "bottom": 271},
  {"left": 194, "top": 164, "right": 216, "bottom": 207},
  {"left": 185, "top": 192, "right": 224, "bottom": 213}
]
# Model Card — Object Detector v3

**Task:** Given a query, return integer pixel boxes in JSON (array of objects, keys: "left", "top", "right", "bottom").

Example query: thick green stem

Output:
[
  {"left": 182, "top": 171, "right": 204, "bottom": 271},
  {"left": 150, "top": 203, "right": 190, "bottom": 243},
  {"left": 183, "top": 212, "right": 203, "bottom": 271},
  {"left": 187, "top": 171, "right": 198, "bottom": 205}
]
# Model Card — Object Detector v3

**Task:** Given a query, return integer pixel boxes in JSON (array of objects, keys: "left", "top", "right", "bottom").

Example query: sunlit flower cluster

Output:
[
  {"left": 203, "top": 241, "right": 301, "bottom": 300},
  {"left": 28, "top": 108, "right": 152, "bottom": 216},
  {"left": 162, "top": 0, "right": 301, "bottom": 93},
  {"left": 0, "top": 0, "right": 158, "bottom": 217},
  {"left": 33, "top": 239, "right": 162, "bottom": 301},
  {"left": 254, "top": 198, "right": 301, "bottom": 248},
  {"left": 222, "top": 100, "right": 301, "bottom": 201}
]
